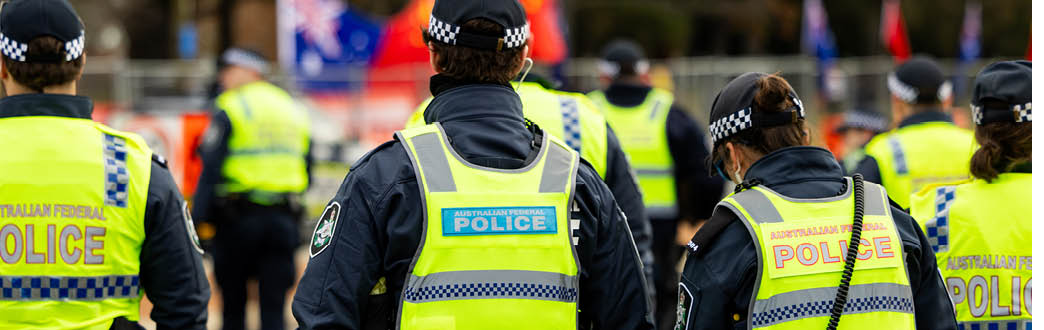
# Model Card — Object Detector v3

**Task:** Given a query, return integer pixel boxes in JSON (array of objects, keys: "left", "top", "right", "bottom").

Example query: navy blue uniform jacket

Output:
[
  {"left": 292, "top": 76, "right": 654, "bottom": 329},
  {"left": 678, "top": 146, "right": 957, "bottom": 330},
  {"left": 0, "top": 94, "right": 211, "bottom": 329}
]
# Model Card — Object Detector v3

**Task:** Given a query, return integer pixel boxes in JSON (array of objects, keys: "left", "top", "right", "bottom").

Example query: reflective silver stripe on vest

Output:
[
  {"left": 0, "top": 275, "right": 140, "bottom": 301},
  {"left": 729, "top": 189, "right": 783, "bottom": 224},
  {"left": 403, "top": 270, "right": 578, "bottom": 303},
  {"left": 728, "top": 181, "right": 890, "bottom": 224},
  {"left": 959, "top": 320, "right": 1032, "bottom": 330},
  {"left": 409, "top": 133, "right": 457, "bottom": 192},
  {"left": 539, "top": 144, "right": 575, "bottom": 193},
  {"left": 750, "top": 283, "right": 914, "bottom": 327},
  {"left": 862, "top": 183, "right": 889, "bottom": 217},
  {"left": 888, "top": 136, "right": 909, "bottom": 175}
]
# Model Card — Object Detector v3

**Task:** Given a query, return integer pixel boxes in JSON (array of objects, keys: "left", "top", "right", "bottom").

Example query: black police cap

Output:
[
  {"left": 601, "top": 39, "right": 645, "bottom": 64},
  {"left": 707, "top": 72, "right": 806, "bottom": 146},
  {"left": 971, "top": 60, "right": 1032, "bottom": 125},
  {"left": 887, "top": 57, "right": 952, "bottom": 105},
  {"left": 427, "top": 0, "right": 529, "bottom": 52},
  {"left": 0, "top": 0, "right": 85, "bottom": 63}
]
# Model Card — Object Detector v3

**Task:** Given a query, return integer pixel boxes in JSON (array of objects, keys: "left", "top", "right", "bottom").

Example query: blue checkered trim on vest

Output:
[
  {"left": 558, "top": 96, "right": 582, "bottom": 153},
  {"left": 888, "top": 136, "right": 908, "bottom": 175},
  {"left": 403, "top": 282, "right": 578, "bottom": 303},
  {"left": 925, "top": 186, "right": 956, "bottom": 253},
  {"left": 1, "top": 275, "right": 140, "bottom": 301},
  {"left": 959, "top": 320, "right": 1032, "bottom": 330},
  {"left": 750, "top": 295, "right": 914, "bottom": 327},
  {"left": 103, "top": 134, "right": 130, "bottom": 208}
]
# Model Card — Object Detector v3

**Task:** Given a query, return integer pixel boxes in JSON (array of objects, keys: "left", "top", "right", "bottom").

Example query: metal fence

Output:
[{"left": 80, "top": 55, "right": 1010, "bottom": 124}]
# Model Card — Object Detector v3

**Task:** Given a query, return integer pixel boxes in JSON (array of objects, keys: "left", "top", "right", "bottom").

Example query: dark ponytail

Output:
[
  {"left": 712, "top": 74, "right": 808, "bottom": 164},
  {"left": 969, "top": 119, "right": 1032, "bottom": 182}
]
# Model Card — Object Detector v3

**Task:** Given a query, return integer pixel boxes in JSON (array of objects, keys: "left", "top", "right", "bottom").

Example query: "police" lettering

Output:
[
  {"left": 947, "top": 275, "right": 1032, "bottom": 317},
  {"left": 1, "top": 224, "right": 106, "bottom": 265},
  {"left": 773, "top": 236, "right": 895, "bottom": 268},
  {"left": 442, "top": 206, "right": 557, "bottom": 236}
]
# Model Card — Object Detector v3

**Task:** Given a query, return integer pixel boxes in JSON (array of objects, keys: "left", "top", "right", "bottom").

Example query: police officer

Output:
[
  {"left": 588, "top": 39, "right": 723, "bottom": 329},
  {"left": 193, "top": 48, "right": 312, "bottom": 330},
  {"left": 910, "top": 60, "right": 1031, "bottom": 329},
  {"left": 835, "top": 110, "right": 888, "bottom": 174},
  {"left": 405, "top": 72, "right": 657, "bottom": 303},
  {"left": 854, "top": 57, "right": 975, "bottom": 209},
  {"left": 675, "top": 72, "right": 956, "bottom": 329},
  {"left": 0, "top": 0, "right": 210, "bottom": 328},
  {"left": 292, "top": 0, "right": 653, "bottom": 328}
]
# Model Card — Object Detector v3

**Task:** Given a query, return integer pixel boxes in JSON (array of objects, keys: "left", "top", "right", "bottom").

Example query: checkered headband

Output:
[
  {"left": 972, "top": 102, "right": 1032, "bottom": 125},
  {"left": 428, "top": 15, "right": 529, "bottom": 51},
  {"left": 709, "top": 94, "right": 806, "bottom": 145},
  {"left": 0, "top": 30, "right": 84, "bottom": 62}
]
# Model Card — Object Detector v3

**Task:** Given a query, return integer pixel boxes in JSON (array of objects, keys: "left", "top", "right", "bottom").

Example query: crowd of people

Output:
[{"left": 0, "top": 0, "right": 1031, "bottom": 329}]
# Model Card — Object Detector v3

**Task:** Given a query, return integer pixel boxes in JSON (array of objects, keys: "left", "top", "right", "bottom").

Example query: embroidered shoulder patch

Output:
[
  {"left": 310, "top": 202, "right": 341, "bottom": 258},
  {"left": 675, "top": 283, "right": 694, "bottom": 330}
]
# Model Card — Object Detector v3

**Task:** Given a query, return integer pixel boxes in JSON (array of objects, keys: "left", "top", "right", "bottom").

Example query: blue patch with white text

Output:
[{"left": 442, "top": 206, "right": 557, "bottom": 236}]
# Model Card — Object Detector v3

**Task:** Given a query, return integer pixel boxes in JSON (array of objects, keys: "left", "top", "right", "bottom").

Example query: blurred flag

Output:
[
  {"left": 522, "top": 0, "right": 568, "bottom": 64},
  {"left": 880, "top": 0, "right": 911, "bottom": 62},
  {"left": 370, "top": 0, "right": 568, "bottom": 70},
  {"left": 276, "top": 0, "right": 381, "bottom": 91},
  {"left": 953, "top": 0, "right": 981, "bottom": 102},
  {"left": 801, "top": 0, "right": 842, "bottom": 100},
  {"left": 958, "top": 0, "right": 982, "bottom": 62}
]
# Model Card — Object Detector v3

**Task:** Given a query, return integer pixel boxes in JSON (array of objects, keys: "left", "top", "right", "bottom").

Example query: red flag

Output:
[{"left": 880, "top": 0, "right": 912, "bottom": 62}]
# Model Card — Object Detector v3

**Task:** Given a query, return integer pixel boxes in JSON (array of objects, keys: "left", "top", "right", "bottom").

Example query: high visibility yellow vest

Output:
[
  {"left": 405, "top": 81, "right": 609, "bottom": 178},
  {"left": 0, "top": 116, "right": 151, "bottom": 329},
  {"left": 718, "top": 179, "right": 915, "bottom": 329},
  {"left": 217, "top": 81, "right": 311, "bottom": 196},
  {"left": 395, "top": 123, "right": 580, "bottom": 330},
  {"left": 863, "top": 121, "right": 975, "bottom": 209},
  {"left": 910, "top": 174, "right": 1032, "bottom": 329},
  {"left": 588, "top": 88, "right": 676, "bottom": 219}
]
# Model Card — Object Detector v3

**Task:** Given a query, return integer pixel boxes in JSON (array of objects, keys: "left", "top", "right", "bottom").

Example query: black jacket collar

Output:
[
  {"left": 0, "top": 94, "right": 93, "bottom": 119},
  {"left": 603, "top": 82, "right": 652, "bottom": 108},
  {"left": 897, "top": 110, "right": 952, "bottom": 129},
  {"left": 744, "top": 146, "right": 846, "bottom": 189},
  {"left": 425, "top": 74, "right": 522, "bottom": 124},
  {"left": 422, "top": 74, "right": 535, "bottom": 169}
]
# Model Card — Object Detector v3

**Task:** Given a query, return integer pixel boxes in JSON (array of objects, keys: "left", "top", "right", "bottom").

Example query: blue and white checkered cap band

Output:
[
  {"left": 428, "top": 15, "right": 529, "bottom": 49},
  {"left": 0, "top": 30, "right": 84, "bottom": 62},
  {"left": 888, "top": 73, "right": 951, "bottom": 103},
  {"left": 221, "top": 48, "right": 269, "bottom": 74},
  {"left": 887, "top": 73, "right": 919, "bottom": 103},
  {"left": 972, "top": 102, "right": 1032, "bottom": 125},
  {"left": 709, "top": 94, "right": 805, "bottom": 145},
  {"left": 709, "top": 108, "right": 753, "bottom": 145},
  {"left": 64, "top": 31, "right": 85, "bottom": 61},
  {"left": 0, "top": 32, "right": 28, "bottom": 62},
  {"left": 428, "top": 15, "right": 461, "bottom": 45},
  {"left": 503, "top": 23, "right": 530, "bottom": 49}
]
